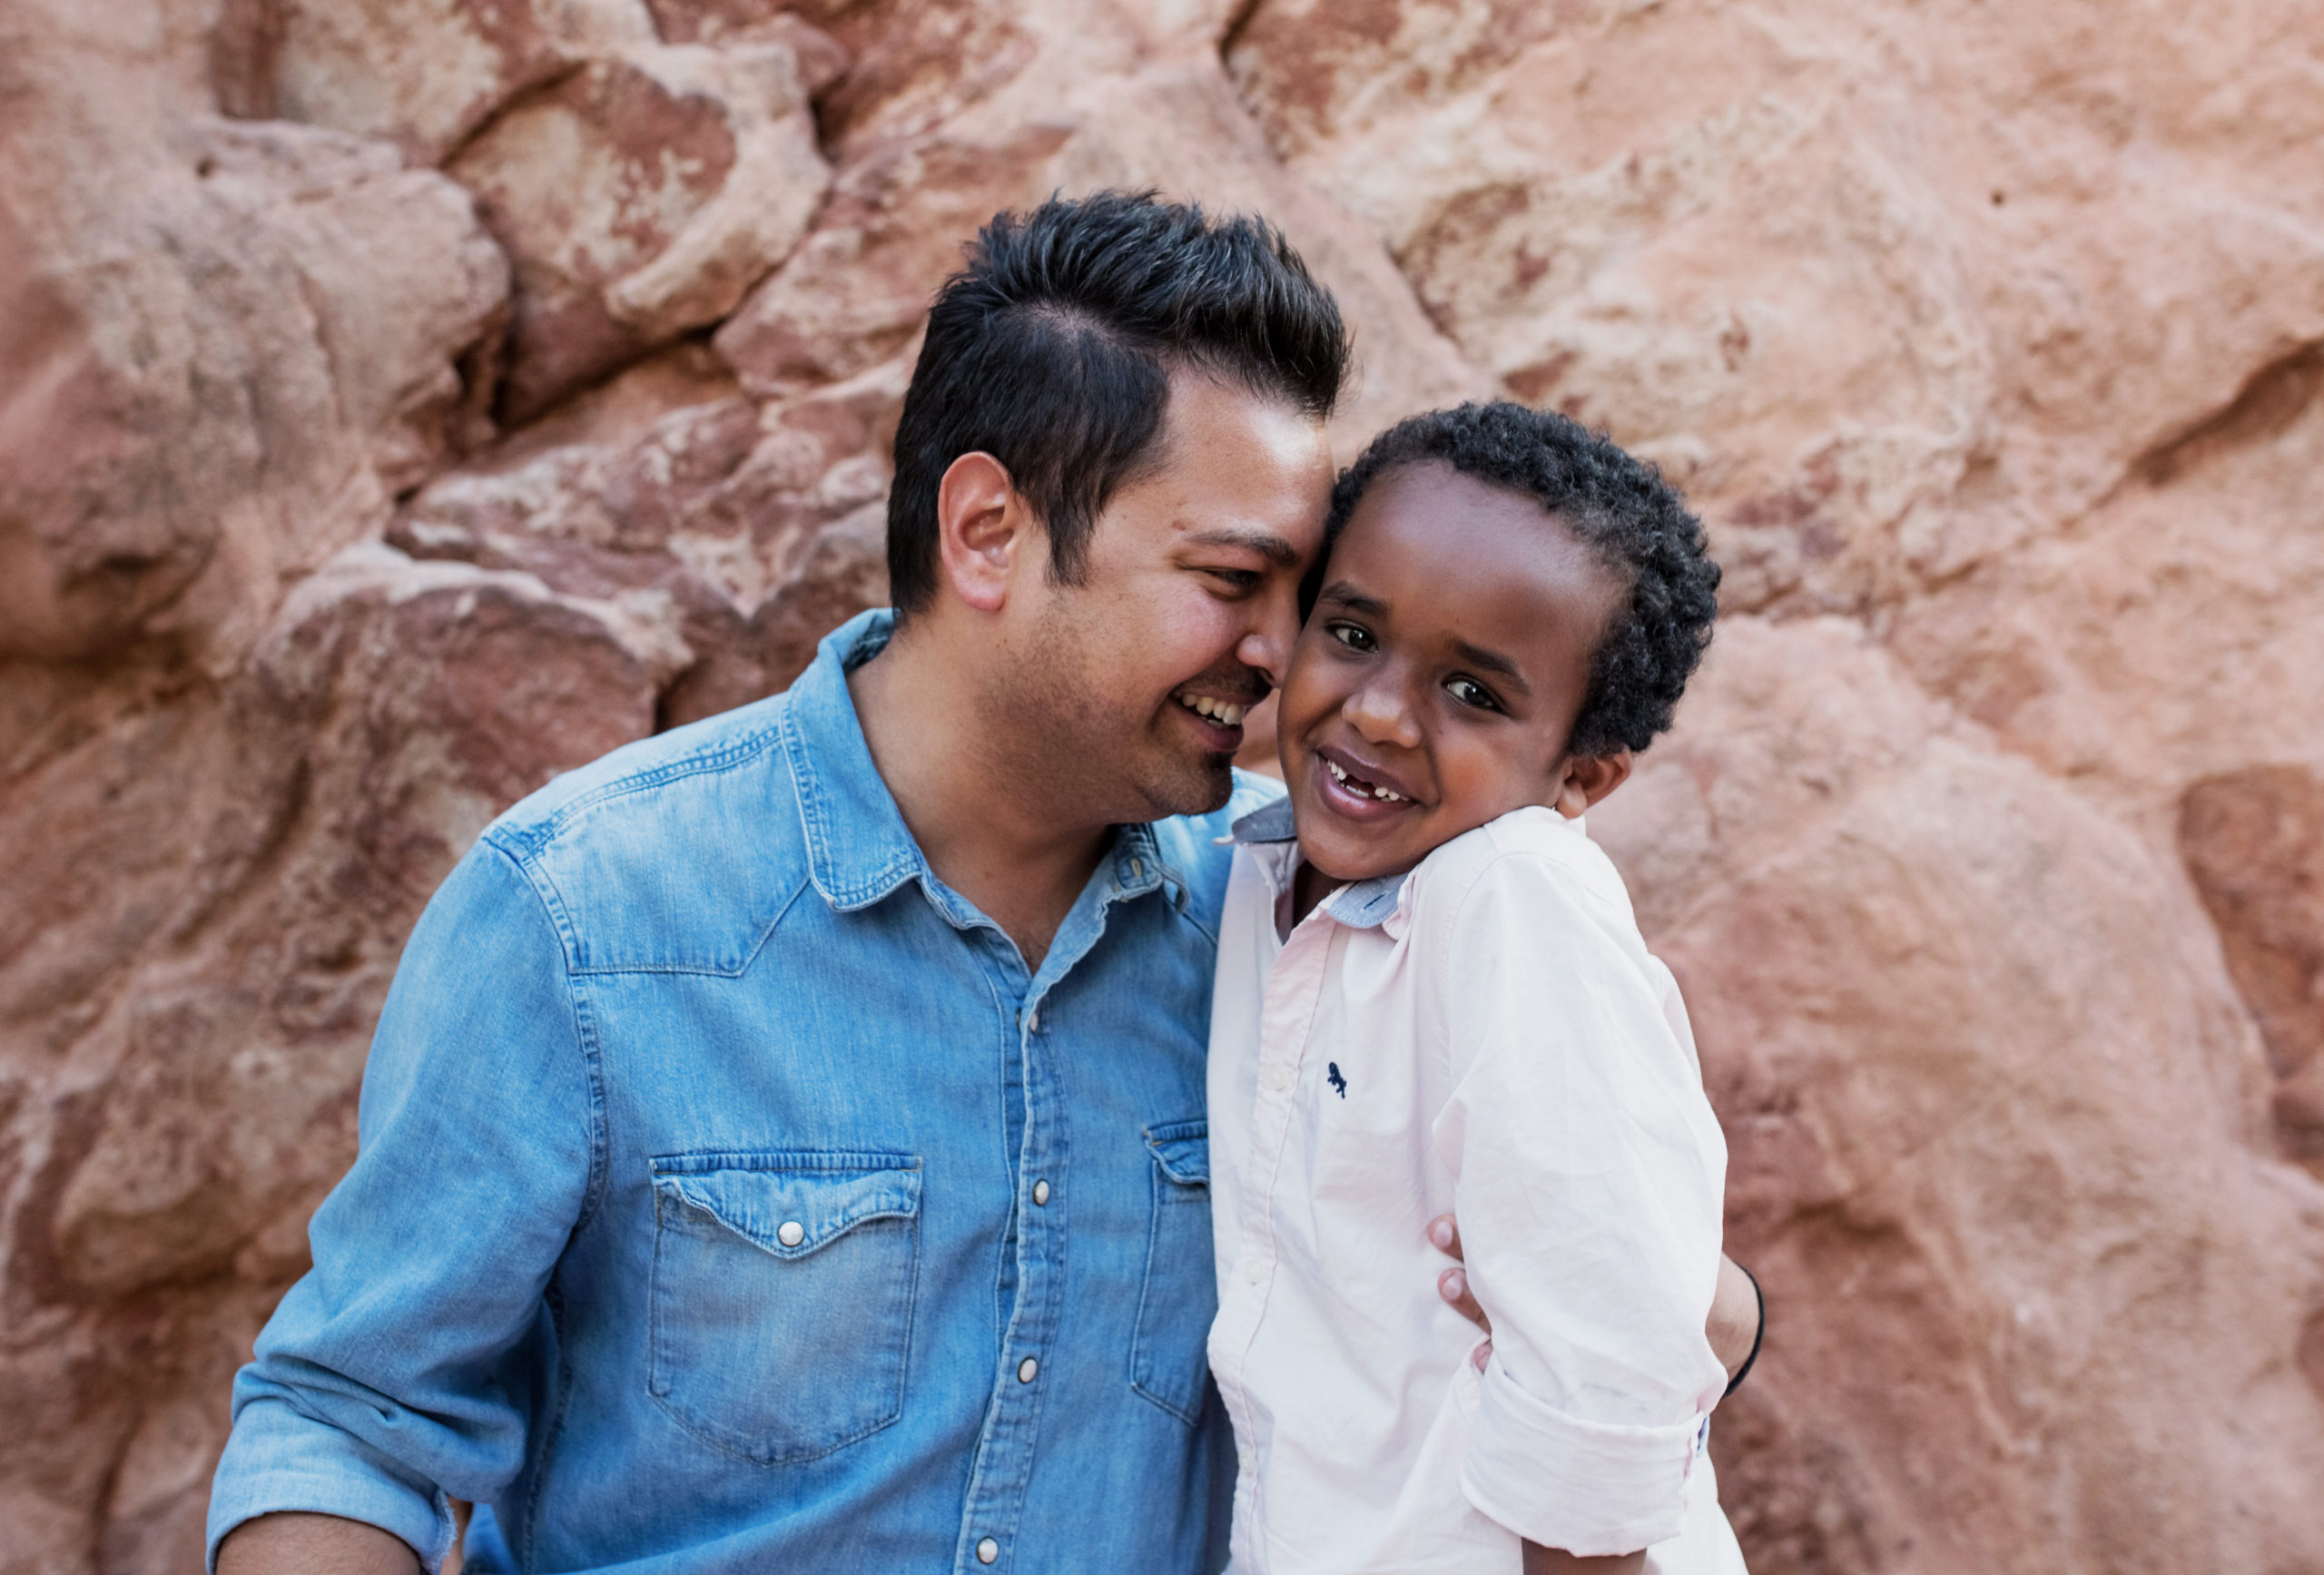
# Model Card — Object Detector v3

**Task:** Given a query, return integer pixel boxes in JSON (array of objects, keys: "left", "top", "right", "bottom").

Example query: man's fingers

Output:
[
  {"left": 1438, "top": 1265, "right": 1492, "bottom": 1334},
  {"left": 1433, "top": 1216, "right": 1491, "bottom": 1341},
  {"left": 1472, "top": 1338, "right": 1492, "bottom": 1373}
]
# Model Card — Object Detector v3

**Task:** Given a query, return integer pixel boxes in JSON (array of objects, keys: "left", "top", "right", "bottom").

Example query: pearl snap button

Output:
[
  {"left": 1032, "top": 1178, "right": 1050, "bottom": 1206},
  {"left": 976, "top": 1537, "right": 1000, "bottom": 1564},
  {"left": 776, "top": 1220, "right": 805, "bottom": 1247},
  {"left": 1026, "top": 1008, "right": 1040, "bottom": 1033},
  {"left": 1018, "top": 1356, "right": 1039, "bottom": 1383}
]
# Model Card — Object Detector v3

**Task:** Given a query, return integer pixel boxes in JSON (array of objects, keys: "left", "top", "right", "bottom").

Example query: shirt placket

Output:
[
  {"left": 1213, "top": 904, "right": 1337, "bottom": 1570},
  {"left": 950, "top": 989, "right": 1062, "bottom": 1572},
  {"left": 950, "top": 851, "right": 1152, "bottom": 1572}
]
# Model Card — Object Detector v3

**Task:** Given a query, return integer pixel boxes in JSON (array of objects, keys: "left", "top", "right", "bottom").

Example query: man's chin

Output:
[{"left": 1130, "top": 752, "right": 1237, "bottom": 822}]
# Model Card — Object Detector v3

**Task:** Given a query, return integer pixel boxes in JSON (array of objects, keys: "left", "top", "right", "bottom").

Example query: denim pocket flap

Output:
[
  {"left": 653, "top": 1156, "right": 921, "bottom": 1260},
  {"left": 1144, "top": 1120, "right": 1208, "bottom": 1187}
]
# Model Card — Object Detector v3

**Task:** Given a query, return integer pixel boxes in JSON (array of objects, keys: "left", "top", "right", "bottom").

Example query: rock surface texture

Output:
[{"left": 2, "top": 1, "right": 2320, "bottom": 1570}]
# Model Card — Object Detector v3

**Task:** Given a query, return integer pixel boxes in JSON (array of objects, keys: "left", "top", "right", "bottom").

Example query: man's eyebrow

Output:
[
  {"left": 1314, "top": 581, "right": 1387, "bottom": 616},
  {"left": 1182, "top": 527, "right": 1302, "bottom": 566},
  {"left": 1450, "top": 637, "right": 1532, "bottom": 694}
]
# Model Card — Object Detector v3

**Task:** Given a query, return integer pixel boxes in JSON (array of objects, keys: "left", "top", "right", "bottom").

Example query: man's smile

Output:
[
  {"left": 1170, "top": 685, "right": 1266, "bottom": 753},
  {"left": 1173, "top": 690, "right": 1252, "bottom": 727}
]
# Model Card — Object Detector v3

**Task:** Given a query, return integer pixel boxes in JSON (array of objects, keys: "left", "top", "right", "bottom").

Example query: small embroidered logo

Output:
[{"left": 1326, "top": 1062, "right": 1347, "bottom": 1098}]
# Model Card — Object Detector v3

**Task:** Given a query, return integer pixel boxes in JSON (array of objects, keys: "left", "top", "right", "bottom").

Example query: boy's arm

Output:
[
  {"left": 207, "top": 838, "right": 597, "bottom": 1573},
  {"left": 1427, "top": 851, "right": 1732, "bottom": 1562},
  {"left": 1522, "top": 1548, "right": 1648, "bottom": 1575}
]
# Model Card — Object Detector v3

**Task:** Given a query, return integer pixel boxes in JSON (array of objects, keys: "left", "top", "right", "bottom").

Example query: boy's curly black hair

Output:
[{"left": 1315, "top": 401, "right": 1720, "bottom": 758}]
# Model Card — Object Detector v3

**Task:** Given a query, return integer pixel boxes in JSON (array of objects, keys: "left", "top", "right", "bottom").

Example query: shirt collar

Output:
[
  {"left": 781, "top": 608, "right": 1168, "bottom": 915},
  {"left": 1227, "top": 793, "right": 1409, "bottom": 933},
  {"left": 1228, "top": 795, "right": 1297, "bottom": 846}
]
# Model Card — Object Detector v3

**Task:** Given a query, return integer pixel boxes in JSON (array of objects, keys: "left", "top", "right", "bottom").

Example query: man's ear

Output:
[
  {"left": 935, "top": 451, "right": 1032, "bottom": 614},
  {"left": 1551, "top": 748, "right": 1632, "bottom": 818}
]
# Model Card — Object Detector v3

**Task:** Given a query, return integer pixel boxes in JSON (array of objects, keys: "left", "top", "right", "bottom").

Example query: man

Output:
[{"left": 211, "top": 192, "right": 1756, "bottom": 1574}]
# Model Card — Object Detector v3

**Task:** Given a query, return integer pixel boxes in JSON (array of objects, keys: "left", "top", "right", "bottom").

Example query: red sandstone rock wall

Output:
[{"left": 3, "top": 1, "right": 2320, "bottom": 1570}]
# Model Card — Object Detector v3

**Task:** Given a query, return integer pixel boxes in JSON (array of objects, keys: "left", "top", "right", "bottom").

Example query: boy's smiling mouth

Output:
[{"left": 1314, "top": 744, "right": 1421, "bottom": 819}]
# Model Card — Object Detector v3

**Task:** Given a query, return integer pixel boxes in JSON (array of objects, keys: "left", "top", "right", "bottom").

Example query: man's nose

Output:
[{"left": 1236, "top": 595, "right": 1301, "bottom": 688}]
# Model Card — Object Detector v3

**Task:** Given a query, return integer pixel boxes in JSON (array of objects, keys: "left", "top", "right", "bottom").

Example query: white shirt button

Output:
[
  {"left": 1242, "top": 1256, "right": 1265, "bottom": 1285},
  {"left": 976, "top": 1537, "right": 1000, "bottom": 1564},
  {"left": 776, "top": 1220, "right": 805, "bottom": 1248},
  {"left": 1017, "top": 1355, "right": 1039, "bottom": 1383},
  {"left": 1032, "top": 1178, "right": 1050, "bottom": 1206},
  {"left": 1261, "top": 1063, "right": 1292, "bottom": 1093}
]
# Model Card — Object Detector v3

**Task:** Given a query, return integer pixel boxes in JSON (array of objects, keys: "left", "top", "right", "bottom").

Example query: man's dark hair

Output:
[
  {"left": 886, "top": 191, "right": 1351, "bottom": 615},
  {"left": 1318, "top": 402, "right": 1721, "bottom": 757}
]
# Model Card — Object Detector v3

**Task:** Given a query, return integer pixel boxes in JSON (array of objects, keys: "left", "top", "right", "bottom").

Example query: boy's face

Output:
[{"left": 1276, "top": 460, "right": 1630, "bottom": 883}]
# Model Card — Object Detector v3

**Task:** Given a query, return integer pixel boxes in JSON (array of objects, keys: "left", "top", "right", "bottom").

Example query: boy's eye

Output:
[
  {"left": 1205, "top": 567, "right": 1262, "bottom": 593},
  {"left": 1325, "top": 621, "right": 1375, "bottom": 652},
  {"left": 1444, "top": 676, "right": 1502, "bottom": 712}
]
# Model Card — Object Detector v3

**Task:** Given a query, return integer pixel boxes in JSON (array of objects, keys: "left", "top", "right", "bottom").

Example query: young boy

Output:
[{"left": 1206, "top": 402, "right": 1744, "bottom": 1573}]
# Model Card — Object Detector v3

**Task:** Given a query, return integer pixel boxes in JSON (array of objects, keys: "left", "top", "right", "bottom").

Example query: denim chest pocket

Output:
[
  {"left": 1128, "top": 1119, "right": 1214, "bottom": 1424},
  {"left": 647, "top": 1152, "right": 921, "bottom": 1465}
]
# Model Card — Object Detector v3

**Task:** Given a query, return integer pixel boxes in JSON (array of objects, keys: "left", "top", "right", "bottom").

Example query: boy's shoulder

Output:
[{"left": 1411, "top": 804, "right": 1640, "bottom": 935}]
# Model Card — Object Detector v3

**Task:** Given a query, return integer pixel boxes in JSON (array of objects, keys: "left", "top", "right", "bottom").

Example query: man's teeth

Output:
[
  {"left": 1325, "top": 756, "right": 1407, "bottom": 802},
  {"left": 1178, "top": 694, "right": 1248, "bottom": 726}
]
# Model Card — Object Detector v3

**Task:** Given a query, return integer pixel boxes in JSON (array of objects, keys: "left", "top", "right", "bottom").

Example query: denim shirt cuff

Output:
[{"left": 207, "top": 1397, "right": 456, "bottom": 1574}]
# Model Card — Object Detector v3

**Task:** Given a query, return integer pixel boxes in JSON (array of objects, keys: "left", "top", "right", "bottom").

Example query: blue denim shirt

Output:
[{"left": 209, "top": 610, "right": 1275, "bottom": 1574}]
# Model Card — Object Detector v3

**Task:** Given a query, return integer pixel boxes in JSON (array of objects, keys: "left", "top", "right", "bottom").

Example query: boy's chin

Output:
[{"left": 1290, "top": 806, "right": 1422, "bottom": 886}]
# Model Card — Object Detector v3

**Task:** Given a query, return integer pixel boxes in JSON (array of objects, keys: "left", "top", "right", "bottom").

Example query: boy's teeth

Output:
[{"left": 1326, "top": 756, "right": 1407, "bottom": 803}]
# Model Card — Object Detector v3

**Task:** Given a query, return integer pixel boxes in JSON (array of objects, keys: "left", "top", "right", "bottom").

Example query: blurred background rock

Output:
[{"left": 2, "top": 0, "right": 2321, "bottom": 1570}]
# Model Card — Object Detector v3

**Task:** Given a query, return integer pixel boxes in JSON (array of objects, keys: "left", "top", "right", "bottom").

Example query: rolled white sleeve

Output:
[
  {"left": 1425, "top": 843, "right": 1730, "bottom": 1554},
  {"left": 1465, "top": 1355, "right": 1708, "bottom": 1554}
]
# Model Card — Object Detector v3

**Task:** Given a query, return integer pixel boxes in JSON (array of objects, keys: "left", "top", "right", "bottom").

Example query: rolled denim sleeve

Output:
[
  {"left": 208, "top": 835, "right": 598, "bottom": 1572},
  {"left": 1427, "top": 851, "right": 1730, "bottom": 1556}
]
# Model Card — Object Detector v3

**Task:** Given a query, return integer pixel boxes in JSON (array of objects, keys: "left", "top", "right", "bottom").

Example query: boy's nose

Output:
[{"left": 1344, "top": 674, "right": 1423, "bottom": 748}]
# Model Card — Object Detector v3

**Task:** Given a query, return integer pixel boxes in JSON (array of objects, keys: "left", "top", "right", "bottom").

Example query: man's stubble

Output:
[{"left": 976, "top": 590, "right": 1241, "bottom": 832}]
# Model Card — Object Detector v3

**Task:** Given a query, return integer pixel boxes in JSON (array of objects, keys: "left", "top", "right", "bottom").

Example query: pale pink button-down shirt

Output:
[{"left": 1206, "top": 798, "right": 1747, "bottom": 1574}]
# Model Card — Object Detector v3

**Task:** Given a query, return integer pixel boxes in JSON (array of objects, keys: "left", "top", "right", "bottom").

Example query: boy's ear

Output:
[{"left": 1551, "top": 749, "right": 1633, "bottom": 818}]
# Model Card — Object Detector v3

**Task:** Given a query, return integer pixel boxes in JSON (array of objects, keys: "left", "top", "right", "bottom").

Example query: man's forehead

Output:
[{"left": 1141, "top": 379, "right": 1330, "bottom": 529}]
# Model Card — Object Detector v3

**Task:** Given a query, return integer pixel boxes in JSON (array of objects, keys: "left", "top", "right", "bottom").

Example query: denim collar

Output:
[
  {"left": 1227, "top": 795, "right": 1408, "bottom": 932},
  {"left": 781, "top": 610, "right": 1167, "bottom": 918}
]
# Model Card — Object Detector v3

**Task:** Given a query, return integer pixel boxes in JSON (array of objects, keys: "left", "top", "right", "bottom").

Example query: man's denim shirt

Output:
[{"left": 208, "top": 610, "right": 1275, "bottom": 1575}]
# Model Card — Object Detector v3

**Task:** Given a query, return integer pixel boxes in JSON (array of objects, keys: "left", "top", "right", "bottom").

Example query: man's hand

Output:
[
  {"left": 1429, "top": 1214, "right": 1761, "bottom": 1382},
  {"left": 216, "top": 1512, "right": 421, "bottom": 1575},
  {"left": 1707, "top": 1253, "right": 1761, "bottom": 1381},
  {"left": 1428, "top": 1214, "right": 1493, "bottom": 1367}
]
